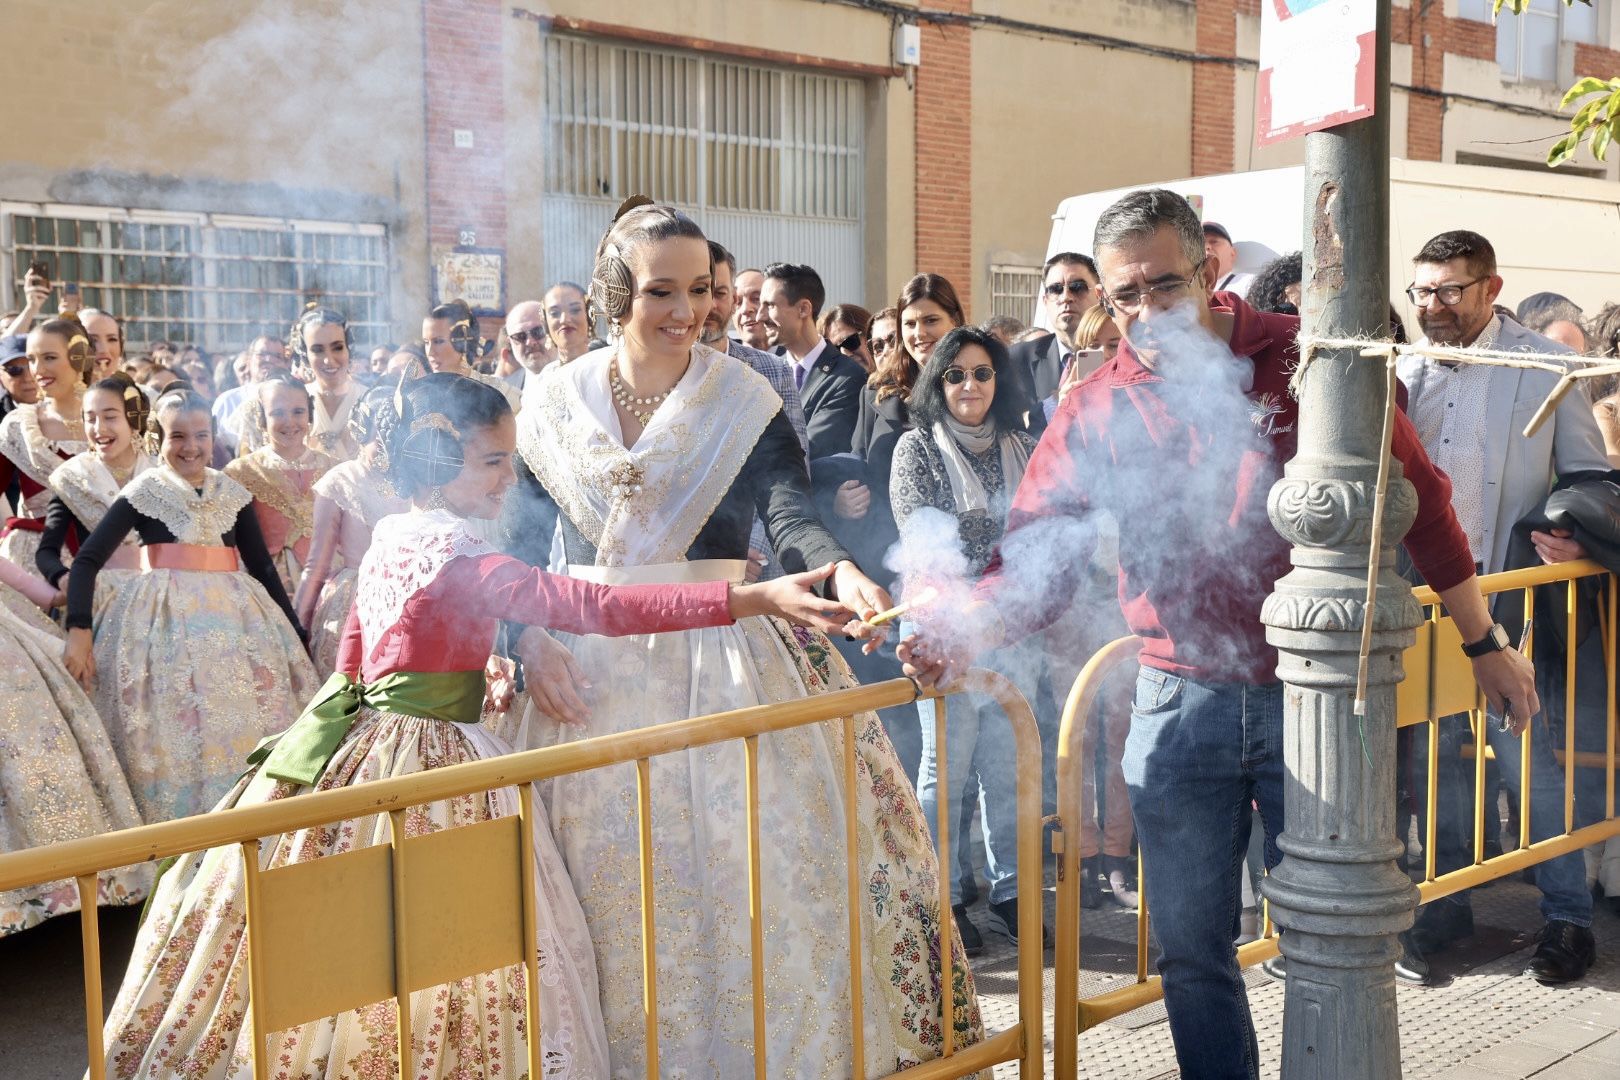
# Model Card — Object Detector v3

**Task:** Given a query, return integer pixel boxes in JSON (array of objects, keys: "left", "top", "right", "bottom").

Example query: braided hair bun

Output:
[
  {"left": 385, "top": 372, "right": 511, "bottom": 498},
  {"left": 588, "top": 197, "right": 708, "bottom": 326}
]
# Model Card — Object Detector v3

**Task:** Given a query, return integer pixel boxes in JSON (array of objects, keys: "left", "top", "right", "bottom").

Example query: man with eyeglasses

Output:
[
  {"left": 501, "top": 300, "right": 553, "bottom": 411},
  {"left": 1010, "top": 253, "right": 1100, "bottom": 429},
  {"left": 1399, "top": 229, "right": 1610, "bottom": 986},
  {"left": 903, "top": 189, "right": 1532, "bottom": 1078}
]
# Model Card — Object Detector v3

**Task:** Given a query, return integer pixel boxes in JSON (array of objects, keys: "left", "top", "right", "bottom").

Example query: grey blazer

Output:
[{"left": 1398, "top": 317, "right": 1611, "bottom": 576}]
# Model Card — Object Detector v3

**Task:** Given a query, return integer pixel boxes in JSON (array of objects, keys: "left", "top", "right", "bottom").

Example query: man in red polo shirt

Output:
[{"left": 901, "top": 189, "right": 1539, "bottom": 1079}]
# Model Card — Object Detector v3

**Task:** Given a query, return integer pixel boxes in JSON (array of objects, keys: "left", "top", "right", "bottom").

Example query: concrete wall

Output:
[{"left": 0, "top": 0, "right": 430, "bottom": 340}]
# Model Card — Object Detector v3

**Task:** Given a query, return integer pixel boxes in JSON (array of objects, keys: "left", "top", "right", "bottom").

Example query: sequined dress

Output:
[
  {"left": 0, "top": 564, "right": 147, "bottom": 935},
  {"left": 66, "top": 465, "right": 318, "bottom": 823},
  {"left": 98, "top": 507, "right": 740, "bottom": 1079},
  {"left": 511, "top": 344, "right": 985, "bottom": 1077}
]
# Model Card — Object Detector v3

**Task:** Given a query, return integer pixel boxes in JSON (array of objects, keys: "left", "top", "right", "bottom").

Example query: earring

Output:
[
  {"left": 423, "top": 486, "right": 447, "bottom": 511},
  {"left": 609, "top": 317, "right": 622, "bottom": 339}
]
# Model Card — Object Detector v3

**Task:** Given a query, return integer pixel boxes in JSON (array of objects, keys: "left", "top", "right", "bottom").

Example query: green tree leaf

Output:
[
  {"left": 1561, "top": 77, "right": 1610, "bottom": 109},
  {"left": 1591, "top": 123, "right": 1614, "bottom": 162},
  {"left": 1547, "top": 133, "right": 1580, "bottom": 168}
]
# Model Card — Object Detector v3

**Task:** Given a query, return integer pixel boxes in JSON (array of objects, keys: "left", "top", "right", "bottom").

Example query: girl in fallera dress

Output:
[
  {"left": 0, "top": 318, "right": 91, "bottom": 632},
  {"left": 225, "top": 372, "right": 340, "bottom": 597},
  {"left": 297, "top": 306, "right": 366, "bottom": 460},
  {"left": 507, "top": 200, "right": 986, "bottom": 1075},
  {"left": 36, "top": 373, "right": 156, "bottom": 623},
  {"left": 98, "top": 371, "right": 860, "bottom": 1080},
  {"left": 63, "top": 388, "right": 318, "bottom": 824},
  {"left": 0, "top": 554, "right": 147, "bottom": 936},
  {"left": 293, "top": 382, "right": 407, "bottom": 677}
]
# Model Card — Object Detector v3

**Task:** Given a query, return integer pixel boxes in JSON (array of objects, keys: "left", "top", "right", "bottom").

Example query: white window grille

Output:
[
  {"left": 2, "top": 204, "right": 389, "bottom": 353},
  {"left": 1462, "top": 0, "right": 1604, "bottom": 83},
  {"left": 540, "top": 34, "right": 866, "bottom": 307},
  {"left": 989, "top": 265, "right": 1043, "bottom": 328}
]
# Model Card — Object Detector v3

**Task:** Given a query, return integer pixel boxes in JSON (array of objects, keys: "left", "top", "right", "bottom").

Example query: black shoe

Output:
[
  {"left": 959, "top": 874, "right": 980, "bottom": 907},
  {"left": 986, "top": 897, "right": 1050, "bottom": 949},
  {"left": 1409, "top": 901, "right": 1474, "bottom": 956},
  {"left": 1260, "top": 953, "right": 1287, "bottom": 982},
  {"left": 951, "top": 903, "right": 984, "bottom": 957},
  {"left": 1395, "top": 931, "right": 1430, "bottom": 985},
  {"left": 1080, "top": 856, "right": 1103, "bottom": 910},
  {"left": 1526, "top": 920, "right": 1596, "bottom": 985}
]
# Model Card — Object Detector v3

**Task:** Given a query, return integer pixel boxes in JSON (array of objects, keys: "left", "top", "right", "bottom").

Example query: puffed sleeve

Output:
[{"left": 430, "top": 552, "right": 735, "bottom": 637}]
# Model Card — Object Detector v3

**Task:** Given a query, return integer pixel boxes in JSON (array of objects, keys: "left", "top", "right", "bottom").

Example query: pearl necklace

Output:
[{"left": 610, "top": 359, "right": 675, "bottom": 427}]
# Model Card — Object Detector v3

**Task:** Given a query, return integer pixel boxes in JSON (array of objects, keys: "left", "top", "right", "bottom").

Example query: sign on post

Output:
[{"left": 1257, "top": 0, "right": 1377, "bottom": 146}]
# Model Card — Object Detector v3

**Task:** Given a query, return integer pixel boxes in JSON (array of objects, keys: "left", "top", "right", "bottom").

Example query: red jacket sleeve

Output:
[
  {"left": 439, "top": 553, "right": 736, "bottom": 637},
  {"left": 971, "top": 398, "right": 1098, "bottom": 644},
  {"left": 1390, "top": 410, "right": 1476, "bottom": 593},
  {"left": 335, "top": 603, "right": 363, "bottom": 678}
]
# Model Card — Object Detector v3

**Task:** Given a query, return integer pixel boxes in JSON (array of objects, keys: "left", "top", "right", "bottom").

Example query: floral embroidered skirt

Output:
[
  {"left": 0, "top": 529, "right": 64, "bottom": 639},
  {"left": 100, "top": 708, "right": 612, "bottom": 1079},
  {"left": 529, "top": 615, "right": 985, "bottom": 1078},
  {"left": 307, "top": 566, "right": 356, "bottom": 680},
  {"left": 0, "top": 601, "right": 147, "bottom": 936},
  {"left": 91, "top": 567, "right": 317, "bottom": 824}
]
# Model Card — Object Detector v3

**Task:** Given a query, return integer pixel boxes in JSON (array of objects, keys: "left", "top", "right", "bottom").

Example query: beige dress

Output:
[
  {"left": 48, "top": 450, "right": 155, "bottom": 622},
  {"left": 0, "top": 403, "right": 86, "bottom": 634}
]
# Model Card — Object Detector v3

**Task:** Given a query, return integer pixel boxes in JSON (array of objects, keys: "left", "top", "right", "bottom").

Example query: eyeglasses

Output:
[
  {"left": 835, "top": 332, "right": 863, "bottom": 355},
  {"left": 1102, "top": 259, "right": 1207, "bottom": 314},
  {"left": 1044, "top": 280, "right": 1093, "bottom": 299},
  {"left": 1405, "top": 277, "right": 1488, "bottom": 307},
  {"left": 509, "top": 328, "right": 548, "bottom": 345},
  {"left": 942, "top": 365, "right": 995, "bottom": 385},
  {"left": 1, "top": 362, "right": 27, "bottom": 378},
  {"left": 870, "top": 334, "right": 896, "bottom": 355}
]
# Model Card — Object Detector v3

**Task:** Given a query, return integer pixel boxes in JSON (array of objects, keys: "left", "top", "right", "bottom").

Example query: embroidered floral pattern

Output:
[
  {"left": 354, "top": 510, "right": 493, "bottom": 650},
  {"left": 123, "top": 467, "right": 253, "bottom": 545},
  {"left": 0, "top": 401, "right": 88, "bottom": 489},
  {"left": 49, "top": 450, "right": 155, "bottom": 535}
]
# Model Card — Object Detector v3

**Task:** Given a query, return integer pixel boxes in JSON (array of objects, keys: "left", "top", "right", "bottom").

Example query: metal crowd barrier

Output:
[
  {"left": 1051, "top": 561, "right": 1620, "bottom": 1077},
  {"left": 0, "top": 673, "right": 1045, "bottom": 1080}
]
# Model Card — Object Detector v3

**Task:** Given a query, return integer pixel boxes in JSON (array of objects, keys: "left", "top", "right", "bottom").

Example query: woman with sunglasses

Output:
[
  {"left": 889, "top": 325, "right": 1043, "bottom": 952},
  {"left": 818, "top": 303, "right": 874, "bottom": 374}
]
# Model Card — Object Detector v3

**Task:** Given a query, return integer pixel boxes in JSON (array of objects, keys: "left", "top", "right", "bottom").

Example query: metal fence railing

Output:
[
  {"left": 1051, "top": 561, "right": 1620, "bottom": 1077},
  {"left": 0, "top": 673, "right": 1043, "bottom": 1080}
]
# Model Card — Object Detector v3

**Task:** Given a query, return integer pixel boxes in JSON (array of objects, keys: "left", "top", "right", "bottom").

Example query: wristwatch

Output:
[{"left": 1461, "top": 623, "right": 1510, "bottom": 658}]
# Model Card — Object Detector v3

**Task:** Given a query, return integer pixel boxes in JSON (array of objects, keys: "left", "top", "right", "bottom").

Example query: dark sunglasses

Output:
[
  {"left": 508, "top": 328, "right": 547, "bottom": 345},
  {"left": 942, "top": 365, "right": 995, "bottom": 386},
  {"left": 869, "top": 334, "right": 896, "bottom": 354},
  {"left": 1044, "top": 280, "right": 1093, "bottom": 298},
  {"left": 1, "top": 361, "right": 28, "bottom": 377},
  {"left": 835, "top": 332, "right": 863, "bottom": 354}
]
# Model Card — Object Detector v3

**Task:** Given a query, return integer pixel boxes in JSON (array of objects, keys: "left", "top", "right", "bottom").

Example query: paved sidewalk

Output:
[{"left": 970, "top": 874, "right": 1620, "bottom": 1078}]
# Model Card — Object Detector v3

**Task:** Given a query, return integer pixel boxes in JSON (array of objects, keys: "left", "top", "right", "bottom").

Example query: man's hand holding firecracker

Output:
[{"left": 896, "top": 597, "right": 1005, "bottom": 690}]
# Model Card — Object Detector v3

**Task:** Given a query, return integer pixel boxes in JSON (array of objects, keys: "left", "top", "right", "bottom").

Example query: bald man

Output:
[{"left": 503, "top": 299, "right": 553, "bottom": 410}]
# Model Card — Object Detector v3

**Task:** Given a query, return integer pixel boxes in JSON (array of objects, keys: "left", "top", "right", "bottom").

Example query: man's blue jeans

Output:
[
  {"left": 1414, "top": 707, "right": 1594, "bottom": 927},
  {"left": 1122, "top": 669, "right": 1285, "bottom": 1080}
]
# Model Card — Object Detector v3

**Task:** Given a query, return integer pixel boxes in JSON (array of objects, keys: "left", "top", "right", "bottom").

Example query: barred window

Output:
[
  {"left": 989, "top": 265, "right": 1043, "bottom": 328},
  {"left": 4, "top": 205, "right": 389, "bottom": 353},
  {"left": 540, "top": 33, "right": 866, "bottom": 306}
]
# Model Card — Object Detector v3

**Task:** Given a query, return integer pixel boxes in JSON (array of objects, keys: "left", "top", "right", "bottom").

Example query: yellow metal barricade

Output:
[
  {"left": 1051, "top": 561, "right": 1620, "bottom": 1078},
  {"left": 0, "top": 673, "right": 1044, "bottom": 1079}
]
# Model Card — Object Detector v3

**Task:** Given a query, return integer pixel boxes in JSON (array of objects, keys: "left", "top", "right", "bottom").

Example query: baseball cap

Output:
[
  {"left": 0, "top": 334, "right": 28, "bottom": 364},
  {"left": 1202, "top": 221, "right": 1233, "bottom": 244}
]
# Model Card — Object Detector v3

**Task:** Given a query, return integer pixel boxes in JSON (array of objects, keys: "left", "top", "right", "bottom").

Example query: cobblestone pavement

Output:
[
  {"left": 970, "top": 873, "right": 1620, "bottom": 1078},
  {"left": 2, "top": 872, "right": 1614, "bottom": 1077}
]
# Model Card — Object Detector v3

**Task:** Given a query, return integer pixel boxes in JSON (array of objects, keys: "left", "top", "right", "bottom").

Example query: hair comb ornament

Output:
[{"left": 409, "top": 412, "right": 462, "bottom": 440}]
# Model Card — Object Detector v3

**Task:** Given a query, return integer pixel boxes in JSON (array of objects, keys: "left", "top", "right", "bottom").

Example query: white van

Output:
[{"left": 1045, "top": 159, "right": 1620, "bottom": 316}]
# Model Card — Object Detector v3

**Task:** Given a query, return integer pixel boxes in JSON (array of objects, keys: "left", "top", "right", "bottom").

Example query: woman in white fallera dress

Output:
[
  {"left": 97, "top": 371, "right": 853, "bottom": 1079},
  {"left": 505, "top": 202, "right": 986, "bottom": 1077}
]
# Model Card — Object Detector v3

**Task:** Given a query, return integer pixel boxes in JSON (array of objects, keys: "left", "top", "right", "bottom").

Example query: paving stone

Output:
[
  {"left": 1519, "top": 1018, "right": 1611, "bottom": 1054},
  {"left": 1432, "top": 1066, "right": 1523, "bottom": 1080},
  {"left": 1462, "top": 1040, "right": 1567, "bottom": 1077},
  {"left": 1576, "top": 1034, "right": 1620, "bottom": 1065},
  {"left": 1526, "top": 1056, "right": 1620, "bottom": 1080}
]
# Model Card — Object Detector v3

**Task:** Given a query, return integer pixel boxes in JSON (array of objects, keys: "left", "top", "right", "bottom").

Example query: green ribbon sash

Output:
[{"left": 250, "top": 669, "right": 486, "bottom": 787}]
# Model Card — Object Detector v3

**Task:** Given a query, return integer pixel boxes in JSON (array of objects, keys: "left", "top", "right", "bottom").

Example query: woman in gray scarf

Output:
[{"left": 889, "top": 325, "right": 1043, "bottom": 953}]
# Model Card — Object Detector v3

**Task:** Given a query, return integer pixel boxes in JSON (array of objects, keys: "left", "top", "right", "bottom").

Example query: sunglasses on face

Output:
[
  {"left": 1044, "top": 280, "right": 1092, "bottom": 298},
  {"left": 942, "top": 365, "right": 995, "bottom": 386},
  {"left": 508, "top": 328, "right": 547, "bottom": 345},
  {"left": 835, "top": 332, "right": 863, "bottom": 354},
  {"left": 2, "top": 362, "right": 27, "bottom": 378},
  {"left": 870, "top": 334, "right": 896, "bottom": 354}
]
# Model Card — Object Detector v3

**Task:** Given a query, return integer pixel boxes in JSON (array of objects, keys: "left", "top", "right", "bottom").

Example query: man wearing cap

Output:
[
  {"left": 1203, "top": 221, "right": 1254, "bottom": 296},
  {"left": 0, "top": 334, "right": 39, "bottom": 513}
]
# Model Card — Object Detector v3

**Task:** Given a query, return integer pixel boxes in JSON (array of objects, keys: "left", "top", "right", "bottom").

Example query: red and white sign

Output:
[{"left": 1256, "top": 0, "right": 1377, "bottom": 146}]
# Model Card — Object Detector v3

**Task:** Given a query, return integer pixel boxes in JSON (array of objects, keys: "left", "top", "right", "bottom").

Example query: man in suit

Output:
[
  {"left": 760, "top": 262, "right": 865, "bottom": 462},
  {"left": 1399, "top": 229, "right": 1611, "bottom": 985},
  {"left": 1011, "top": 252, "right": 1101, "bottom": 405}
]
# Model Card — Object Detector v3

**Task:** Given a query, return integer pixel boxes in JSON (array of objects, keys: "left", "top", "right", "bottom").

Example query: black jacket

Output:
[{"left": 796, "top": 343, "right": 867, "bottom": 461}]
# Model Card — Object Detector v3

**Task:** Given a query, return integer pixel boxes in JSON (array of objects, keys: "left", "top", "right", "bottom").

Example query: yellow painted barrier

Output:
[
  {"left": 0, "top": 672, "right": 1045, "bottom": 1079},
  {"left": 1051, "top": 562, "right": 1620, "bottom": 1078}
]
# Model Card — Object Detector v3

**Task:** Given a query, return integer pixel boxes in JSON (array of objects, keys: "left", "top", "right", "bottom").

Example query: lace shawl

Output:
[
  {"left": 355, "top": 508, "right": 494, "bottom": 646},
  {"left": 0, "top": 404, "right": 89, "bottom": 490},
  {"left": 49, "top": 450, "right": 155, "bottom": 534},
  {"left": 123, "top": 467, "right": 253, "bottom": 545}
]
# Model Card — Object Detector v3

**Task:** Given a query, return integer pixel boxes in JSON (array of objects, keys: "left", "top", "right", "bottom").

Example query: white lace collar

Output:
[
  {"left": 354, "top": 508, "right": 495, "bottom": 646},
  {"left": 122, "top": 465, "right": 252, "bottom": 545},
  {"left": 0, "top": 403, "right": 89, "bottom": 487},
  {"left": 49, "top": 450, "right": 155, "bottom": 531}
]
